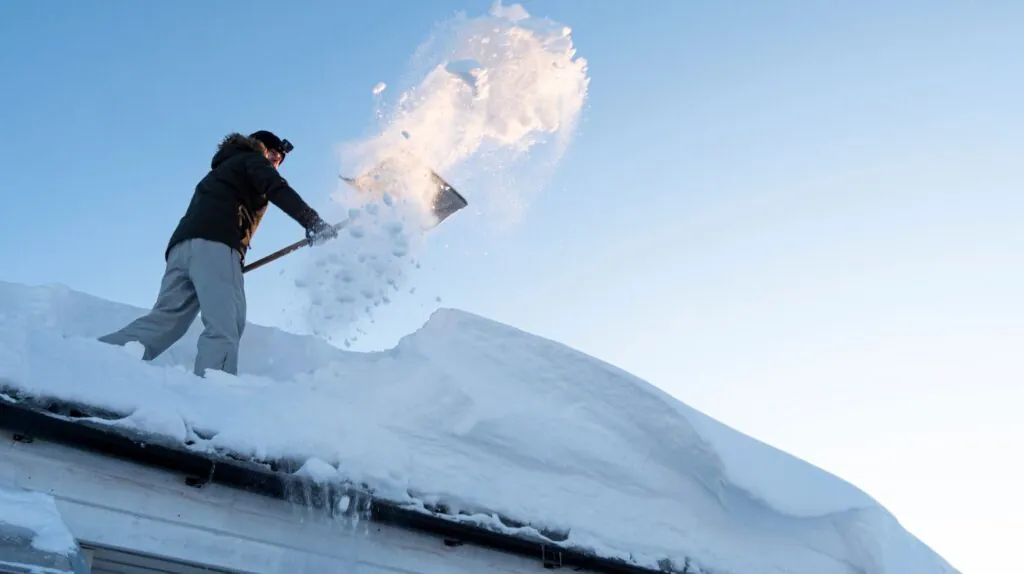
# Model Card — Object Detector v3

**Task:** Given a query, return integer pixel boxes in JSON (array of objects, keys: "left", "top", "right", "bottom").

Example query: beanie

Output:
[{"left": 249, "top": 130, "right": 293, "bottom": 161}]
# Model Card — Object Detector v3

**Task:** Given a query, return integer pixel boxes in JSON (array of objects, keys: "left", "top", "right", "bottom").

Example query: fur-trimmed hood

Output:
[{"left": 211, "top": 132, "right": 268, "bottom": 169}]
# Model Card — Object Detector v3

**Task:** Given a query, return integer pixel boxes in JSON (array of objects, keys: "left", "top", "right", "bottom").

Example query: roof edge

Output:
[{"left": 1, "top": 398, "right": 681, "bottom": 574}]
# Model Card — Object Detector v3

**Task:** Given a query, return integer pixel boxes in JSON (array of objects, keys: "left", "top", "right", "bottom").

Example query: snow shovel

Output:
[{"left": 242, "top": 166, "right": 467, "bottom": 274}]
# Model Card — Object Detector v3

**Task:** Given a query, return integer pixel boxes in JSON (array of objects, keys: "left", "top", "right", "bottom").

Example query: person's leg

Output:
[
  {"left": 98, "top": 242, "right": 199, "bottom": 360},
  {"left": 188, "top": 239, "right": 246, "bottom": 376}
]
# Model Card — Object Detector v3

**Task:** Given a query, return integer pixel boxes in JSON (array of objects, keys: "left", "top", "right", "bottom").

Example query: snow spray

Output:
[{"left": 295, "top": 1, "right": 590, "bottom": 345}]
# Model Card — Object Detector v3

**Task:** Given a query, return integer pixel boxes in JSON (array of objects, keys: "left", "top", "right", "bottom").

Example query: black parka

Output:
[{"left": 165, "top": 133, "right": 324, "bottom": 262}]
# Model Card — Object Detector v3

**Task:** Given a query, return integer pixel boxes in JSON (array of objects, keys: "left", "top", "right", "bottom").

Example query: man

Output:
[{"left": 99, "top": 130, "right": 337, "bottom": 377}]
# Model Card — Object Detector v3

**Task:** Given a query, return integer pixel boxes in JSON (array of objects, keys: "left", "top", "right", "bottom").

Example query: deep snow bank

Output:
[{"left": 0, "top": 280, "right": 955, "bottom": 574}]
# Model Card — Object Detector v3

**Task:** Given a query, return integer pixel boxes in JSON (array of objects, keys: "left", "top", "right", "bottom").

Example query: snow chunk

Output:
[
  {"left": 372, "top": 82, "right": 386, "bottom": 95},
  {"left": 489, "top": 1, "right": 530, "bottom": 22},
  {"left": 0, "top": 483, "right": 78, "bottom": 554},
  {"left": 296, "top": 458, "right": 340, "bottom": 483}
]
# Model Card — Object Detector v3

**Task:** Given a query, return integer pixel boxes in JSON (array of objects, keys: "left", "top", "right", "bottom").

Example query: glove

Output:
[{"left": 306, "top": 219, "right": 338, "bottom": 246}]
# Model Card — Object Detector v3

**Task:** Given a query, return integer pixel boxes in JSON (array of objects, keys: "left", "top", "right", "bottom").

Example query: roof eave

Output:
[{"left": 0, "top": 398, "right": 669, "bottom": 574}]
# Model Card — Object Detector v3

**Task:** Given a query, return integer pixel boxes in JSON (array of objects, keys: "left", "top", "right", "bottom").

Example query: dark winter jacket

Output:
[{"left": 165, "top": 133, "right": 325, "bottom": 262}]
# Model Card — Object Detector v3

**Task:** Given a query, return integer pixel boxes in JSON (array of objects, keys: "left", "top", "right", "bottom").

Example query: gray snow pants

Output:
[{"left": 98, "top": 238, "right": 246, "bottom": 377}]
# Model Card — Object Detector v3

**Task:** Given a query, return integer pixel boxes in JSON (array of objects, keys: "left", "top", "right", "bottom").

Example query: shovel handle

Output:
[{"left": 242, "top": 220, "right": 348, "bottom": 274}]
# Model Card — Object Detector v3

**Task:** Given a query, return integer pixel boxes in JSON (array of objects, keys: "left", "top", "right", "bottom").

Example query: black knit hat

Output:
[{"left": 249, "top": 130, "right": 294, "bottom": 162}]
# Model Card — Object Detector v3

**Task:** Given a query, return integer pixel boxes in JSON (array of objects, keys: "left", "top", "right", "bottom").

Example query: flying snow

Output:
[{"left": 292, "top": 1, "right": 590, "bottom": 345}]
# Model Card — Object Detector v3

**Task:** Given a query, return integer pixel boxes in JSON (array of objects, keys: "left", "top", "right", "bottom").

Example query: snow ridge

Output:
[{"left": 0, "top": 280, "right": 956, "bottom": 574}]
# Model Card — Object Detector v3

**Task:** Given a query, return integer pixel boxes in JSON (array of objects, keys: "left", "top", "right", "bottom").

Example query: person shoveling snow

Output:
[
  {"left": 98, "top": 131, "right": 338, "bottom": 377},
  {"left": 98, "top": 130, "right": 467, "bottom": 378}
]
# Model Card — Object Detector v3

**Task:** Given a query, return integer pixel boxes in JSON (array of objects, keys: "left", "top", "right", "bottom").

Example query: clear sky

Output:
[{"left": 1, "top": 1, "right": 1020, "bottom": 571}]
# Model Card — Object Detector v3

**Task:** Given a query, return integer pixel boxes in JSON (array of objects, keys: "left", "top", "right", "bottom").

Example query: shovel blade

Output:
[{"left": 340, "top": 158, "right": 468, "bottom": 227}]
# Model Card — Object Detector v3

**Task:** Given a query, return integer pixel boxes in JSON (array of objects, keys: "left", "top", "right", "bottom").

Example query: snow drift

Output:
[{"left": 0, "top": 280, "right": 955, "bottom": 574}]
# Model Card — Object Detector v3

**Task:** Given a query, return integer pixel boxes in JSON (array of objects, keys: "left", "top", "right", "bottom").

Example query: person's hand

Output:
[{"left": 306, "top": 220, "right": 338, "bottom": 245}]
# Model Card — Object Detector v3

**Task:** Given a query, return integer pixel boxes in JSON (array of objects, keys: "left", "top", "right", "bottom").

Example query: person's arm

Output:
[{"left": 242, "top": 154, "right": 324, "bottom": 229}]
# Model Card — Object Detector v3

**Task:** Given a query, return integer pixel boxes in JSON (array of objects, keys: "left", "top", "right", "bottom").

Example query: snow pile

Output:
[
  {"left": 0, "top": 482, "right": 84, "bottom": 573},
  {"left": 293, "top": 1, "right": 589, "bottom": 343},
  {"left": 0, "top": 280, "right": 957, "bottom": 574}
]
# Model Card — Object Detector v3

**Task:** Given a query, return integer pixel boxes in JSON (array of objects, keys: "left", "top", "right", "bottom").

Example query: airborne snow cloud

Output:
[{"left": 291, "top": 1, "right": 590, "bottom": 345}]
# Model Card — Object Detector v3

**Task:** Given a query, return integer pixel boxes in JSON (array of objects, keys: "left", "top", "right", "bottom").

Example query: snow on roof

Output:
[{"left": 0, "top": 280, "right": 956, "bottom": 574}]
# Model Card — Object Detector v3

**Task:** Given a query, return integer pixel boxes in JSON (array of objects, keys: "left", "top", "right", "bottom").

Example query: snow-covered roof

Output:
[{"left": 0, "top": 281, "right": 957, "bottom": 573}]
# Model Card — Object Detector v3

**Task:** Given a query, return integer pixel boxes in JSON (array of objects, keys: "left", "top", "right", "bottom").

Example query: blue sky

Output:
[{"left": 1, "top": 1, "right": 1021, "bottom": 571}]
